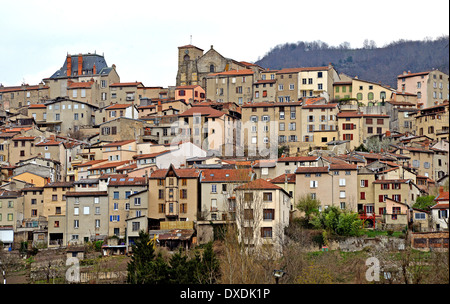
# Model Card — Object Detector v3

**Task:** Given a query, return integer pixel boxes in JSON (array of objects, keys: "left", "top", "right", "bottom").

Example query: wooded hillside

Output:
[{"left": 255, "top": 36, "right": 449, "bottom": 88}]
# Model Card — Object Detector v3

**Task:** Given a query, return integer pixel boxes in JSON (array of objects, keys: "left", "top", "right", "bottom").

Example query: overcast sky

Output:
[{"left": 0, "top": 0, "right": 448, "bottom": 88}]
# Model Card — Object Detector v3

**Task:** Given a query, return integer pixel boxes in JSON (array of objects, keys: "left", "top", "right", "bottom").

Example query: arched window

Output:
[
  {"left": 210, "top": 64, "right": 215, "bottom": 73},
  {"left": 380, "top": 91, "right": 386, "bottom": 99},
  {"left": 184, "top": 54, "right": 190, "bottom": 61},
  {"left": 368, "top": 92, "right": 374, "bottom": 100},
  {"left": 356, "top": 93, "right": 363, "bottom": 100}
]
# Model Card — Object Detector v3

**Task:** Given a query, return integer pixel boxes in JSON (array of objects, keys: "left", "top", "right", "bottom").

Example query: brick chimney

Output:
[
  {"left": 67, "top": 55, "right": 72, "bottom": 77},
  {"left": 93, "top": 63, "right": 96, "bottom": 75},
  {"left": 78, "top": 54, "right": 83, "bottom": 75}
]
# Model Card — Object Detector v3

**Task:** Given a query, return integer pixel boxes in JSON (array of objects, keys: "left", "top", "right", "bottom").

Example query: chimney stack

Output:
[
  {"left": 93, "top": 63, "right": 96, "bottom": 75},
  {"left": 78, "top": 54, "right": 83, "bottom": 76},
  {"left": 67, "top": 55, "right": 72, "bottom": 77}
]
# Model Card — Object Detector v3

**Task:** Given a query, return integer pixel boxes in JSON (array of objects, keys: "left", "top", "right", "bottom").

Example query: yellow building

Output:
[{"left": 352, "top": 78, "right": 394, "bottom": 106}]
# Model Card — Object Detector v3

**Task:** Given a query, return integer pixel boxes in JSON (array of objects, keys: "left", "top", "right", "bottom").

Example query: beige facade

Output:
[
  {"left": 178, "top": 106, "right": 240, "bottom": 155},
  {"left": 0, "top": 191, "right": 23, "bottom": 230},
  {"left": 372, "top": 179, "right": 421, "bottom": 222},
  {"left": 294, "top": 163, "right": 359, "bottom": 212},
  {"left": 412, "top": 102, "right": 449, "bottom": 141},
  {"left": 206, "top": 69, "right": 256, "bottom": 104},
  {"left": 352, "top": 78, "right": 394, "bottom": 106},
  {"left": 107, "top": 176, "right": 147, "bottom": 238},
  {"left": 234, "top": 179, "right": 291, "bottom": 253},
  {"left": 21, "top": 186, "right": 44, "bottom": 221},
  {"left": 65, "top": 191, "right": 109, "bottom": 245},
  {"left": 397, "top": 70, "right": 449, "bottom": 108},
  {"left": 42, "top": 182, "right": 74, "bottom": 218},
  {"left": 301, "top": 103, "right": 339, "bottom": 149},
  {"left": 44, "top": 98, "right": 98, "bottom": 135},
  {"left": 362, "top": 114, "right": 390, "bottom": 139},
  {"left": 148, "top": 165, "right": 201, "bottom": 223},
  {"left": 99, "top": 117, "right": 149, "bottom": 143},
  {"left": 333, "top": 81, "right": 353, "bottom": 100},
  {"left": 101, "top": 140, "right": 137, "bottom": 162},
  {"left": 241, "top": 101, "right": 303, "bottom": 156},
  {"left": 276, "top": 65, "right": 339, "bottom": 102},
  {"left": 0, "top": 83, "right": 50, "bottom": 111},
  {"left": 199, "top": 168, "right": 254, "bottom": 222},
  {"left": 8, "top": 136, "right": 39, "bottom": 166},
  {"left": 43, "top": 53, "right": 120, "bottom": 108}
]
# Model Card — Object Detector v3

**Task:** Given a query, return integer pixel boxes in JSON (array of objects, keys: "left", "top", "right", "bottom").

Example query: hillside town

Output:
[{"left": 0, "top": 44, "right": 449, "bottom": 279}]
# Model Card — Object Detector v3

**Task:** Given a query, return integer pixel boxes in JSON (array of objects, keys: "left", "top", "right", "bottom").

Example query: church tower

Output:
[{"left": 176, "top": 44, "right": 204, "bottom": 86}]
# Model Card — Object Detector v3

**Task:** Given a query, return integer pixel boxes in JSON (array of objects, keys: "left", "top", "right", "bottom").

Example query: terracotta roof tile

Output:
[
  {"left": 295, "top": 167, "right": 329, "bottom": 174},
  {"left": 105, "top": 104, "right": 133, "bottom": 110},
  {"left": 65, "top": 191, "right": 108, "bottom": 197},
  {"left": 209, "top": 69, "right": 254, "bottom": 77},
  {"left": 103, "top": 140, "right": 136, "bottom": 147},
  {"left": 269, "top": 173, "right": 296, "bottom": 184},
  {"left": 178, "top": 106, "right": 225, "bottom": 118},
  {"left": 235, "top": 178, "right": 283, "bottom": 190},
  {"left": 200, "top": 168, "right": 253, "bottom": 182}
]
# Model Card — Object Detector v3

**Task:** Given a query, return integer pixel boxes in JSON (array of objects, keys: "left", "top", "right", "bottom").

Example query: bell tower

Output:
[{"left": 176, "top": 44, "right": 204, "bottom": 86}]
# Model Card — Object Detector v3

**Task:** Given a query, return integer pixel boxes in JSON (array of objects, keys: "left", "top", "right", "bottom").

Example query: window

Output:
[
  {"left": 415, "top": 213, "right": 426, "bottom": 220},
  {"left": 263, "top": 209, "right": 275, "bottom": 220},
  {"left": 212, "top": 184, "right": 217, "bottom": 193},
  {"left": 52, "top": 195, "right": 57, "bottom": 201},
  {"left": 310, "top": 180, "right": 318, "bottom": 188},
  {"left": 180, "top": 189, "right": 187, "bottom": 199},
  {"left": 74, "top": 220, "right": 79, "bottom": 228},
  {"left": 74, "top": 207, "right": 79, "bottom": 215},
  {"left": 83, "top": 207, "right": 90, "bottom": 214},
  {"left": 261, "top": 227, "right": 272, "bottom": 238},
  {"left": 134, "top": 197, "right": 141, "bottom": 205},
  {"left": 339, "top": 191, "right": 346, "bottom": 198},
  {"left": 113, "top": 192, "right": 119, "bottom": 199},
  {"left": 339, "top": 178, "right": 346, "bottom": 186},
  {"left": 263, "top": 192, "right": 272, "bottom": 202}
]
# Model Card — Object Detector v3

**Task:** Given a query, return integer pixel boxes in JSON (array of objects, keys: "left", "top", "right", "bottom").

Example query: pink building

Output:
[{"left": 175, "top": 85, "right": 205, "bottom": 103}]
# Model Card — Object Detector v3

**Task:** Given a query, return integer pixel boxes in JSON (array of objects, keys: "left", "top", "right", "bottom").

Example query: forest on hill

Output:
[{"left": 255, "top": 36, "right": 449, "bottom": 88}]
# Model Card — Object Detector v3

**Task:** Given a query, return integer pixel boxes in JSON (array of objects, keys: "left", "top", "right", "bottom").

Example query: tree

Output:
[
  {"left": 413, "top": 195, "right": 436, "bottom": 211},
  {"left": 127, "top": 230, "right": 164, "bottom": 284},
  {"left": 296, "top": 194, "right": 321, "bottom": 226},
  {"left": 310, "top": 206, "right": 363, "bottom": 237}
]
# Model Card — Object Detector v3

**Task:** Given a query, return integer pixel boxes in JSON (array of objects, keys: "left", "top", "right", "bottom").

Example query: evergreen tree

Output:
[{"left": 127, "top": 230, "right": 158, "bottom": 284}]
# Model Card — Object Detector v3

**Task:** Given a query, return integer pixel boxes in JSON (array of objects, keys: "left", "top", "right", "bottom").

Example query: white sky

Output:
[{"left": 0, "top": 0, "right": 448, "bottom": 87}]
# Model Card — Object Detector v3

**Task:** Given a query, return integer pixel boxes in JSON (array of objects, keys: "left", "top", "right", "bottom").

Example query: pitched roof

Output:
[
  {"left": 109, "top": 82, "right": 143, "bottom": 87},
  {"left": 295, "top": 167, "right": 329, "bottom": 174},
  {"left": 108, "top": 176, "right": 147, "bottom": 186},
  {"left": 302, "top": 103, "right": 339, "bottom": 109},
  {"left": 372, "top": 179, "right": 411, "bottom": 184},
  {"left": 278, "top": 156, "right": 319, "bottom": 162},
  {"left": 200, "top": 168, "right": 253, "bottom": 182},
  {"left": 434, "top": 191, "right": 449, "bottom": 202},
  {"left": 149, "top": 166, "right": 201, "bottom": 179},
  {"left": 276, "top": 66, "right": 330, "bottom": 74},
  {"left": 73, "top": 159, "right": 108, "bottom": 168},
  {"left": 269, "top": 173, "right": 296, "bottom": 184},
  {"left": 209, "top": 69, "right": 254, "bottom": 77},
  {"left": 35, "top": 139, "right": 63, "bottom": 146},
  {"left": 91, "top": 160, "right": 130, "bottom": 169},
  {"left": 102, "top": 140, "right": 136, "bottom": 147},
  {"left": 133, "top": 150, "right": 170, "bottom": 159},
  {"left": 105, "top": 104, "right": 133, "bottom": 110},
  {"left": 178, "top": 106, "right": 225, "bottom": 118},
  {"left": 65, "top": 191, "right": 108, "bottom": 197},
  {"left": 235, "top": 178, "right": 283, "bottom": 190}
]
